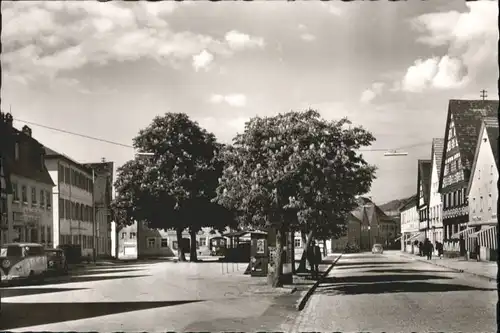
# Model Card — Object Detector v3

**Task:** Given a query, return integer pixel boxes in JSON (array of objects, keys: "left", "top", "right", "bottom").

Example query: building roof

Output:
[
  {"left": 467, "top": 118, "right": 499, "bottom": 196},
  {"left": 44, "top": 146, "right": 93, "bottom": 175},
  {"left": 431, "top": 138, "right": 445, "bottom": 179},
  {"left": 417, "top": 159, "right": 432, "bottom": 207},
  {"left": 399, "top": 194, "right": 418, "bottom": 211},
  {"left": 486, "top": 124, "right": 499, "bottom": 169},
  {"left": 4, "top": 127, "right": 54, "bottom": 186},
  {"left": 439, "top": 99, "right": 499, "bottom": 191},
  {"left": 351, "top": 197, "right": 396, "bottom": 226}
]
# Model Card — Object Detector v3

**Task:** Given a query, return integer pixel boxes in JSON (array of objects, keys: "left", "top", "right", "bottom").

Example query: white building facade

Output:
[
  {"left": 400, "top": 195, "right": 419, "bottom": 253},
  {"left": 429, "top": 138, "right": 445, "bottom": 246},
  {"left": 45, "top": 149, "right": 95, "bottom": 257},
  {"left": 466, "top": 118, "right": 498, "bottom": 261}
]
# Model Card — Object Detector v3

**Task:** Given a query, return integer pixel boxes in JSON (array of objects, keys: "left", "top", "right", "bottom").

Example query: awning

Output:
[
  {"left": 394, "top": 235, "right": 403, "bottom": 241},
  {"left": 471, "top": 226, "right": 497, "bottom": 250},
  {"left": 450, "top": 227, "right": 475, "bottom": 239},
  {"left": 407, "top": 232, "right": 424, "bottom": 242}
]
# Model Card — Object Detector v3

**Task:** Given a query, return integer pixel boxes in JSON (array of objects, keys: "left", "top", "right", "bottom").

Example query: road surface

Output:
[
  {"left": 283, "top": 251, "right": 497, "bottom": 333},
  {"left": 1, "top": 260, "right": 300, "bottom": 332}
]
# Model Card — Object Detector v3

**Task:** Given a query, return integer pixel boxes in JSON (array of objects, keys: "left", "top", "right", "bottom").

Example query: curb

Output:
[
  {"left": 296, "top": 253, "right": 343, "bottom": 311},
  {"left": 399, "top": 253, "right": 496, "bottom": 282}
]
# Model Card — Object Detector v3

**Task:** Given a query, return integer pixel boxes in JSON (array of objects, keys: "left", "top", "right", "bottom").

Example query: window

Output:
[
  {"left": 65, "top": 167, "right": 70, "bottom": 184},
  {"left": 130, "top": 232, "right": 137, "bottom": 239},
  {"left": 26, "top": 246, "right": 44, "bottom": 256},
  {"left": 21, "top": 185, "right": 28, "bottom": 203},
  {"left": 147, "top": 238, "right": 156, "bottom": 248},
  {"left": 488, "top": 194, "right": 493, "bottom": 211},
  {"left": 46, "top": 191, "right": 51, "bottom": 208},
  {"left": 121, "top": 232, "right": 126, "bottom": 239},
  {"left": 31, "top": 187, "right": 37, "bottom": 204},
  {"left": 480, "top": 196, "right": 484, "bottom": 212},
  {"left": 161, "top": 239, "right": 169, "bottom": 247},
  {"left": 73, "top": 235, "right": 79, "bottom": 245},
  {"left": 199, "top": 237, "right": 207, "bottom": 247},
  {"left": 41, "top": 226, "right": 45, "bottom": 243},
  {"left": 491, "top": 165, "right": 494, "bottom": 175},
  {"left": 65, "top": 200, "right": 70, "bottom": 219},
  {"left": 47, "top": 227, "right": 51, "bottom": 244},
  {"left": 196, "top": 240, "right": 200, "bottom": 249},
  {"left": 14, "top": 142, "right": 19, "bottom": 160},
  {"left": 59, "top": 165, "right": 64, "bottom": 183},
  {"left": 40, "top": 190, "right": 45, "bottom": 207},
  {"left": 172, "top": 241, "right": 178, "bottom": 250},
  {"left": 12, "top": 182, "right": 19, "bottom": 201},
  {"left": 83, "top": 235, "right": 87, "bottom": 249},
  {"left": 478, "top": 169, "right": 481, "bottom": 180}
]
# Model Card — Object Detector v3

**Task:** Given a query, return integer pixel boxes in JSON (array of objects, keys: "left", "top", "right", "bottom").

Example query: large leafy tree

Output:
[
  {"left": 112, "top": 113, "right": 229, "bottom": 261},
  {"left": 214, "top": 109, "right": 377, "bottom": 287}
]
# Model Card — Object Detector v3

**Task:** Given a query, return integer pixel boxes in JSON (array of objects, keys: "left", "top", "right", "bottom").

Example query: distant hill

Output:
[{"left": 379, "top": 196, "right": 413, "bottom": 212}]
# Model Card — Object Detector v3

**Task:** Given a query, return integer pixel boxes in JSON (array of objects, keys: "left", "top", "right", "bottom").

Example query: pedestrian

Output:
[
  {"left": 426, "top": 239, "right": 434, "bottom": 260},
  {"left": 475, "top": 239, "right": 480, "bottom": 262},
  {"left": 313, "top": 241, "right": 322, "bottom": 279},
  {"left": 418, "top": 241, "right": 423, "bottom": 256},
  {"left": 436, "top": 241, "right": 443, "bottom": 259},
  {"left": 306, "top": 242, "right": 316, "bottom": 279}
]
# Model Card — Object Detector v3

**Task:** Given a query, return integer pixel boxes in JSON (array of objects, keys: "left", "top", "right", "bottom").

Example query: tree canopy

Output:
[
  {"left": 111, "top": 113, "right": 235, "bottom": 261},
  {"left": 213, "top": 109, "right": 377, "bottom": 285}
]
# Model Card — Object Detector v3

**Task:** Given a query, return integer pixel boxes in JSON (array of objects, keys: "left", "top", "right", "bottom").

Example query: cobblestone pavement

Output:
[
  {"left": 282, "top": 251, "right": 497, "bottom": 333},
  {"left": 1, "top": 261, "right": 304, "bottom": 332},
  {"left": 399, "top": 252, "right": 497, "bottom": 280}
]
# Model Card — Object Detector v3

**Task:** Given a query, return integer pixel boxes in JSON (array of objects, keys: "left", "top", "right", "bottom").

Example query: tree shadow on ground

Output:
[
  {"left": 365, "top": 269, "right": 458, "bottom": 274},
  {"left": 334, "top": 265, "right": 397, "bottom": 271},
  {"left": 32, "top": 274, "right": 150, "bottom": 286},
  {"left": 317, "top": 276, "right": 496, "bottom": 296},
  {"left": 0, "top": 300, "right": 203, "bottom": 330},
  {"left": 321, "top": 274, "right": 452, "bottom": 285},
  {"left": 334, "top": 261, "right": 409, "bottom": 267},
  {"left": 1, "top": 287, "right": 87, "bottom": 298},
  {"left": 69, "top": 268, "right": 147, "bottom": 276}
]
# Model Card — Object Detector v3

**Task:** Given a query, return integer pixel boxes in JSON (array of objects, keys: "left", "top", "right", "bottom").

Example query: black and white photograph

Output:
[{"left": 0, "top": 1, "right": 498, "bottom": 332}]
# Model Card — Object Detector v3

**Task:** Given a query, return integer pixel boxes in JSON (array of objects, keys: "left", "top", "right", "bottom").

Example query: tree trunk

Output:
[
  {"left": 290, "top": 228, "right": 296, "bottom": 274},
  {"left": 189, "top": 229, "right": 198, "bottom": 262},
  {"left": 176, "top": 228, "right": 186, "bottom": 262},
  {"left": 270, "top": 227, "right": 285, "bottom": 288},
  {"left": 297, "top": 230, "right": 314, "bottom": 273}
]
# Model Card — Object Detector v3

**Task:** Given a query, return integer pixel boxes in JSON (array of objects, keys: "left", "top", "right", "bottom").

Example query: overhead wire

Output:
[{"left": 13, "top": 117, "right": 432, "bottom": 153}]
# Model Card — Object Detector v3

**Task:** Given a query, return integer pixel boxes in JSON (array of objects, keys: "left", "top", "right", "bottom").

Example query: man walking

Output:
[
  {"left": 306, "top": 242, "right": 316, "bottom": 279},
  {"left": 313, "top": 241, "right": 322, "bottom": 279},
  {"left": 425, "top": 238, "right": 434, "bottom": 260}
]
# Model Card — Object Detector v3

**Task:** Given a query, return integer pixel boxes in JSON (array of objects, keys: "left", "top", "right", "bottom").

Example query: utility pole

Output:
[
  {"left": 480, "top": 89, "right": 487, "bottom": 101},
  {"left": 92, "top": 167, "right": 96, "bottom": 263}
]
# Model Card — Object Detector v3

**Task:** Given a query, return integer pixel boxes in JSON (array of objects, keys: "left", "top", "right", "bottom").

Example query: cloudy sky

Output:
[{"left": 1, "top": 1, "right": 497, "bottom": 204}]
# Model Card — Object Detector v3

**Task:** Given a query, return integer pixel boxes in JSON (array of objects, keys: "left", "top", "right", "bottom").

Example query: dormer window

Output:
[{"left": 14, "top": 142, "right": 19, "bottom": 160}]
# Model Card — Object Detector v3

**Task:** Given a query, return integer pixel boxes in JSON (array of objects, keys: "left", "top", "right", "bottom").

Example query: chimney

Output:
[
  {"left": 4, "top": 113, "right": 13, "bottom": 127},
  {"left": 22, "top": 125, "right": 32, "bottom": 137}
]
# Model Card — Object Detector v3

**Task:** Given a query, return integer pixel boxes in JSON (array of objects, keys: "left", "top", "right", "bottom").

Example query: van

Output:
[{"left": 0, "top": 243, "right": 48, "bottom": 284}]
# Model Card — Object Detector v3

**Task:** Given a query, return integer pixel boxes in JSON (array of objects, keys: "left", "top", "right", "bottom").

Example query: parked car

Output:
[
  {"left": 45, "top": 248, "right": 68, "bottom": 275},
  {"left": 1, "top": 243, "right": 48, "bottom": 285},
  {"left": 372, "top": 244, "right": 384, "bottom": 254},
  {"left": 344, "top": 243, "right": 360, "bottom": 253}
]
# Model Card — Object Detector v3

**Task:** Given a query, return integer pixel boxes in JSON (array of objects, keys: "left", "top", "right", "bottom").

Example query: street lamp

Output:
[
  {"left": 384, "top": 150, "right": 408, "bottom": 157},
  {"left": 132, "top": 151, "right": 155, "bottom": 259}
]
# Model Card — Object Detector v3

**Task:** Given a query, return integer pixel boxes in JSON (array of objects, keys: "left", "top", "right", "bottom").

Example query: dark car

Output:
[{"left": 46, "top": 248, "right": 68, "bottom": 275}]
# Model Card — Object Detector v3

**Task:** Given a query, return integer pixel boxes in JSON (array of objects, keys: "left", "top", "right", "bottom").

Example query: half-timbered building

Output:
[
  {"left": 438, "top": 99, "right": 499, "bottom": 256},
  {"left": 466, "top": 117, "right": 498, "bottom": 261},
  {"left": 416, "top": 159, "right": 432, "bottom": 241}
]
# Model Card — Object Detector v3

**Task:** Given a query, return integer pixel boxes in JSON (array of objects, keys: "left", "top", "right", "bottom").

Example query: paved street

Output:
[
  {"left": 1, "top": 260, "right": 301, "bottom": 332},
  {"left": 283, "top": 251, "right": 497, "bottom": 333}
]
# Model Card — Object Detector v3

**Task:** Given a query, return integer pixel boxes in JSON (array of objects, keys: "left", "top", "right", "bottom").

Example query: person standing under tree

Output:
[
  {"left": 313, "top": 241, "right": 322, "bottom": 279},
  {"left": 306, "top": 242, "right": 316, "bottom": 279}
]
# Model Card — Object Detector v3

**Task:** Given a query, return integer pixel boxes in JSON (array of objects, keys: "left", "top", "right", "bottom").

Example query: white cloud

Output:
[
  {"left": 210, "top": 94, "right": 247, "bottom": 107},
  {"left": 1, "top": 2, "right": 265, "bottom": 88},
  {"left": 300, "top": 33, "right": 316, "bottom": 42},
  {"left": 321, "top": 3, "right": 343, "bottom": 16},
  {"left": 192, "top": 50, "right": 214, "bottom": 72},
  {"left": 405, "top": 2, "right": 498, "bottom": 89},
  {"left": 360, "top": 82, "right": 385, "bottom": 103},
  {"left": 401, "top": 56, "right": 467, "bottom": 92},
  {"left": 225, "top": 30, "right": 265, "bottom": 50}
]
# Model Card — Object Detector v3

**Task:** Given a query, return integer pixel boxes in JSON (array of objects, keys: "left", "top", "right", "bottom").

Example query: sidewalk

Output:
[{"left": 399, "top": 252, "right": 497, "bottom": 281}]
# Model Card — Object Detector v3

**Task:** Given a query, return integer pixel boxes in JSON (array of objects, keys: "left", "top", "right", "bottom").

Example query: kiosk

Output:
[{"left": 249, "top": 230, "right": 268, "bottom": 277}]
